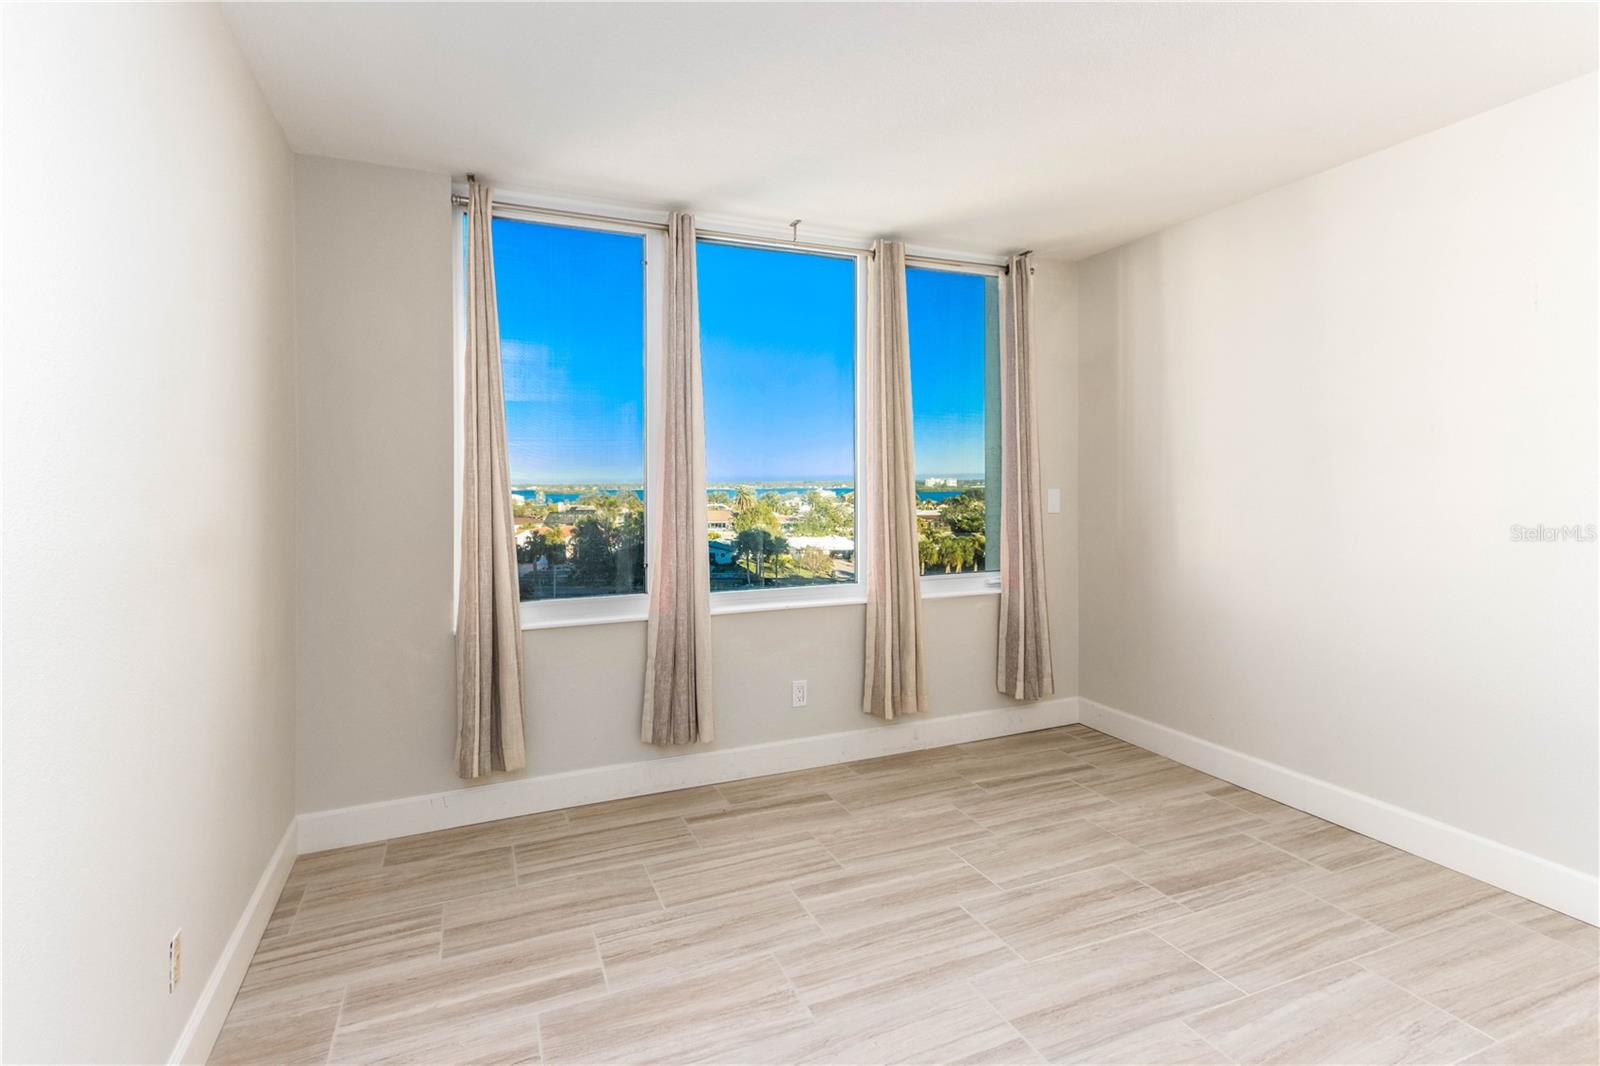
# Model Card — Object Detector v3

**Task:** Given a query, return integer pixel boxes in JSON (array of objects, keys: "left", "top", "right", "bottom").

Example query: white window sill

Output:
[
  {"left": 921, "top": 572, "right": 1002, "bottom": 599},
  {"left": 517, "top": 574, "right": 1000, "bottom": 630}
]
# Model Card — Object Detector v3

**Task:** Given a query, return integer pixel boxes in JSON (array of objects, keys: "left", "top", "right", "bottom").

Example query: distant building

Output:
[
  {"left": 706, "top": 507, "right": 733, "bottom": 531},
  {"left": 708, "top": 541, "right": 737, "bottom": 565},
  {"left": 787, "top": 535, "right": 854, "bottom": 559}
]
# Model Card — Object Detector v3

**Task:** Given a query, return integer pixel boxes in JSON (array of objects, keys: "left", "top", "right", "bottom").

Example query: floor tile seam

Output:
[
  {"left": 1175, "top": 1016, "right": 1241, "bottom": 1065},
  {"left": 784, "top": 883, "right": 831, "bottom": 940},
  {"left": 1477, "top": 907, "right": 1600, "bottom": 965},
  {"left": 1357, "top": 966, "right": 1503, "bottom": 1047},
  {"left": 291, "top": 878, "right": 518, "bottom": 938},
  {"left": 944, "top": 844, "right": 1007, "bottom": 893},
  {"left": 954, "top": 975, "right": 1049, "bottom": 1064},
  {"left": 1349, "top": 918, "right": 1600, "bottom": 1034},
  {"left": 320, "top": 985, "right": 349, "bottom": 1066},
  {"left": 1142, "top": 924, "right": 1253, "bottom": 999}
]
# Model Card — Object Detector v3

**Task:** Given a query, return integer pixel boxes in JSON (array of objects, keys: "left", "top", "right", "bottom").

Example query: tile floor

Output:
[{"left": 210, "top": 725, "right": 1600, "bottom": 1065}]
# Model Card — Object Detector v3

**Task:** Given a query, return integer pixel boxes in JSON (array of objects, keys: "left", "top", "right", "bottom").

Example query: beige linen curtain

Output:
[
  {"left": 455, "top": 181, "right": 528, "bottom": 779},
  {"left": 642, "top": 212, "right": 714, "bottom": 745},
  {"left": 862, "top": 240, "right": 927, "bottom": 719},
  {"left": 997, "top": 253, "right": 1054, "bottom": 700}
]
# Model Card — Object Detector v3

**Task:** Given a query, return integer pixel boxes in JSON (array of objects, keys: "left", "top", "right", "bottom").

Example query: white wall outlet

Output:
[
  {"left": 791, "top": 680, "right": 808, "bottom": 707},
  {"left": 1046, "top": 487, "right": 1061, "bottom": 514},
  {"left": 168, "top": 930, "right": 182, "bottom": 992}
]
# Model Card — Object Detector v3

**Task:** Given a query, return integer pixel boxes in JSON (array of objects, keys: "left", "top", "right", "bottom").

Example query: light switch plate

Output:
[{"left": 1047, "top": 488, "right": 1061, "bottom": 513}]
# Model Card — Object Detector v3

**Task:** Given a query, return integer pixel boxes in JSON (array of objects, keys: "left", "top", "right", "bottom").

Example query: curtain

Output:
[
  {"left": 997, "top": 253, "right": 1054, "bottom": 700},
  {"left": 455, "top": 181, "right": 528, "bottom": 779},
  {"left": 642, "top": 212, "right": 714, "bottom": 744},
  {"left": 862, "top": 240, "right": 927, "bottom": 719}
]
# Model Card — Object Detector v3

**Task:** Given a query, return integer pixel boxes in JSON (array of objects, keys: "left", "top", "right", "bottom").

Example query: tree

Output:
[
  {"left": 569, "top": 518, "right": 616, "bottom": 590},
  {"left": 799, "top": 545, "right": 834, "bottom": 577},
  {"left": 734, "top": 529, "right": 788, "bottom": 585},
  {"left": 734, "top": 494, "right": 781, "bottom": 536},
  {"left": 916, "top": 523, "right": 944, "bottom": 574},
  {"left": 939, "top": 489, "right": 986, "bottom": 537},
  {"left": 941, "top": 533, "right": 983, "bottom": 573},
  {"left": 794, "top": 492, "right": 849, "bottom": 537},
  {"left": 615, "top": 509, "right": 645, "bottom": 592},
  {"left": 518, "top": 527, "right": 567, "bottom": 597},
  {"left": 733, "top": 485, "right": 757, "bottom": 515},
  {"left": 512, "top": 495, "right": 551, "bottom": 524}
]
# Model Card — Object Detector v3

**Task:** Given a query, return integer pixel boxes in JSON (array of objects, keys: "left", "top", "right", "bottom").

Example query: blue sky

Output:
[
  {"left": 495, "top": 218, "right": 645, "bottom": 484},
  {"left": 492, "top": 219, "right": 990, "bottom": 484},
  {"left": 906, "top": 266, "right": 991, "bottom": 479},
  {"left": 698, "top": 242, "right": 856, "bottom": 481}
]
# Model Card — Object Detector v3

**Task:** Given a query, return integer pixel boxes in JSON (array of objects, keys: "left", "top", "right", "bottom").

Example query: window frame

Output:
[
  {"left": 453, "top": 191, "right": 1005, "bottom": 631},
  {"left": 695, "top": 233, "right": 871, "bottom": 611},
  {"left": 905, "top": 255, "right": 1004, "bottom": 599},
  {"left": 453, "top": 201, "right": 664, "bottom": 631}
]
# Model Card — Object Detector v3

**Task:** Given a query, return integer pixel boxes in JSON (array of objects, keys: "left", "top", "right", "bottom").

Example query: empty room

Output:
[{"left": 3, "top": 3, "right": 1597, "bottom": 1064}]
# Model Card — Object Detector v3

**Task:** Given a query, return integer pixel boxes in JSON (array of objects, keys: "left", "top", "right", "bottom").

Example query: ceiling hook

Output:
[{"left": 789, "top": 219, "right": 802, "bottom": 243}]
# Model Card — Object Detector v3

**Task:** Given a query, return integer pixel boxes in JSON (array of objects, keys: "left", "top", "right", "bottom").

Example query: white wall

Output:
[
  {"left": 1078, "top": 75, "right": 1598, "bottom": 878},
  {"left": 1, "top": 5, "right": 297, "bottom": 1063},
  {"left": 291, "top": 154, "right": 1079, "bottom": 816}
]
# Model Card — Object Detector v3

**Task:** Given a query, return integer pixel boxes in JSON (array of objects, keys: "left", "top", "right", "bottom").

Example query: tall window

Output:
[
  {"left": 491, "top": 217, "right": 647, "bottom": 601},
  {"left": 697, "top": 242, "right": 858, "bottom": 592},
  {"left": 906, "top": 266, "right": 1000, "bottom": 576}
]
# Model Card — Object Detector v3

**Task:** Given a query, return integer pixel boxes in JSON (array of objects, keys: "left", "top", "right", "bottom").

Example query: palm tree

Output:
[
  {"left": 733, "top": 485, "right": 757, "bottom": 515},
  {"left": 917, "top": 524, "right": 942, "bottom": 574},
  {"left": 733, "top": 529, "right": 762, "bottom": 585},
  {"left": 734, "top": 529, "right": 788, "bottom": 585},
  {"left": 941, "top": 534, "right": 980, "bottom": 573}
]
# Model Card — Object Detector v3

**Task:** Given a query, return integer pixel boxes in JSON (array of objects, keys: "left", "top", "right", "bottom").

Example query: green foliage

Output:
[
  {"left": 939, "top": 489, "right": 986, "bottom": 536},
  {"left": 798, "top": 545, "right": 834, "bottom": 576},
  {"left": 793, "top": 492, "right": 852, "bottom": 537},
  {"left": 733, "top": 528, "right": 790, "bottom": 585},
  {"left": 733, "top": 494, "right": 782, "bottom": 536},
  {"left": 917, "top": 489, "right": 988, "bottom": 573}
]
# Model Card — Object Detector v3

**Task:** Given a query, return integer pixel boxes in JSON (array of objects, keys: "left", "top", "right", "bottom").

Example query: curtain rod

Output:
[{"left": 449, "top": 193, "right": 1017, "bottom": 271}]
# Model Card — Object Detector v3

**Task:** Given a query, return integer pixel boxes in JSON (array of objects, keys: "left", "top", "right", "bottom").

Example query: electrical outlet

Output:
[
  {"left": 169, "top": 930, "right": 182, "bottom": 992},
  {"left": 791, "top": 680, "right": 808, "bottom": 707}
]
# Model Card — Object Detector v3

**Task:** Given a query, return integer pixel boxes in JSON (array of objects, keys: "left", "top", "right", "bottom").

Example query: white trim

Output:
[
  {"left": 521, "top": 593, "right": 649, "bottom": 630},
  {"left": 450, "top": 208, "right": 465, "bottom": 634},
  {"left": 905, "top": 255, "right": 1004, "bottom": 277},
  {"left": 921, "top": 571, "right": 1001, "bottom": 598},
  {"left": 298, "top": 698, "right": 1080, "bottom": 853},
  {"left": 515, "top": 580, "right": 1000, "bottom": 629},
  {"left": 168, "top": 821, "right": 298, "bottom": 1065},
  {"left": 454, "top": 181, "right": 671, "bottom": 231},
  {"left": 712, "top": 582, "right": 865, "bottom": 614},
  {"left": 1079, "top": 698, "right": 1600, "bottom": 926}
]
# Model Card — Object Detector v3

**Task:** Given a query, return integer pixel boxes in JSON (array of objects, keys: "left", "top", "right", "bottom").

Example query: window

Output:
[
  {"left": 461, "top": 195, "right": 1008, "bottom": 627},
  {"left": 697, "top": 241, "right": 859, "bottom": 593},
  {"left": 490, "top": 217, "right": 647, "bottom": 602},
  {"left": 906, "top": 265, "right": 1000, "bottom": 577}
]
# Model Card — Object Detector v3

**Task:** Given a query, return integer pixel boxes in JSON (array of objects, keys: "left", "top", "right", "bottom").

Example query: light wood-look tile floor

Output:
[{"left": 211, "top": 726, "right": 1599, "bottom": 1065}]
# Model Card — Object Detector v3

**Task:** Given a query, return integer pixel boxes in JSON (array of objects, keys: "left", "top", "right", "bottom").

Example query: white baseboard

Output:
[
  {"left": 168, "top": 819, "right": 298, "bottom": 1065},
  {"left": 1079, "top": 699, "right": 1599, "bottom": 926},
  {"left": 298, "top": 697, "right": 1081, "bottom": 853}
]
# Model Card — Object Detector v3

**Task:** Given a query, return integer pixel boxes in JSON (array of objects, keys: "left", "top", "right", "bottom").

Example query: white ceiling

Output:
[{"left": 223, "top": 2, "right": 1596, "bottom": 258}]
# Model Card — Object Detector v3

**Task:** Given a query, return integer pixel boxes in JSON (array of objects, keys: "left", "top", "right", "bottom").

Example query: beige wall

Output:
[
  {"left": 1, "top": 5, "right": 297, "bottom": 1062},
  {"left": 1078, "top": 75, "right": 1598, "bottom": 877},
  {"left": 291, "top": 154, "right": 1079, "bottom": 814}
]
